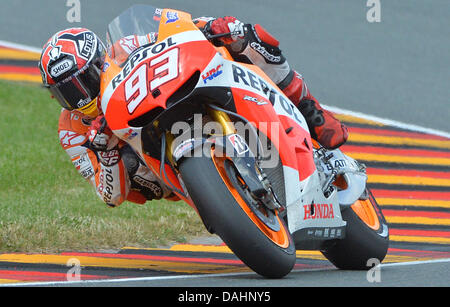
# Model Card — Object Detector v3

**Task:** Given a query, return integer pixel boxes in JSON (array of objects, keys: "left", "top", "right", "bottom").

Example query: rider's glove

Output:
[
  {"left": 88, "top": 115, "right": 119, "bottom": 152},
  {"left": 208, "top": 16, "right": 245, "bottom": 45}
]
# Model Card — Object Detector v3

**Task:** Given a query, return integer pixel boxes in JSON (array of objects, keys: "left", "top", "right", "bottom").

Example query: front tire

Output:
[{"left": 178, "top": 148, "right": 296, "bottom": 278}]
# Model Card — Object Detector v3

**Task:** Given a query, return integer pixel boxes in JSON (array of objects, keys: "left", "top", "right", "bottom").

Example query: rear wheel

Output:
[
  {"left": 321, "top": 189, "right": 389, "bottom": 270},
  {"left": 178, "top": 148, "right": 296, "bottom": 278}
]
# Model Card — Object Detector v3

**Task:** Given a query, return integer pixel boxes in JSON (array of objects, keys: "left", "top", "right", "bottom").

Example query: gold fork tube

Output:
[
  {"left": 165, "top": 131, "right": 176, "bottom": 165},
  {"left": 165, "top": 108, "right": 235, "bottom": 165},
  {"left": 207, "top": 107, "right": 236, "bottom": 136}
]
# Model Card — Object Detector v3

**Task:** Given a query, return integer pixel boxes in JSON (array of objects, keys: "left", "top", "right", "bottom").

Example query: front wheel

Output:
[
  {"left": 321, "top": 189, "right": 389, "bottom": 270},
  {"left": 178, "top": 148, "right": 296, "bottom": 278}
]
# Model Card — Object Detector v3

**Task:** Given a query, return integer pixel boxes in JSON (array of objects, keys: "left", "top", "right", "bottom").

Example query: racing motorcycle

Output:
[{"left": 100, "top": 5, "right": 389, "bottom": 278}]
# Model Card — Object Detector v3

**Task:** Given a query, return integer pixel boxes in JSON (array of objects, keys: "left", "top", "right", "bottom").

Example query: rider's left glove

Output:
[{"left": 88, "top": 115, "right": 119, "bottom": 152}]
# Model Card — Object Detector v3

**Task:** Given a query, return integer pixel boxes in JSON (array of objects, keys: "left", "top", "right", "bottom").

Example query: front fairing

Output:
[
  {"left": 100, "top": 6, "right": 218, "bottom": 133},
  {"left": 98, "top": 6, "right": 220, "bottom": 205}
]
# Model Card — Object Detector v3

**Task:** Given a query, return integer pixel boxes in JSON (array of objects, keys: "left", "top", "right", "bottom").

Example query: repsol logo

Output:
[
  {"left": 72, "top": 155, "right": 87, "bottom": 169},
  {"left": 112, "top": 37, "right": 177, "bottom": 89},
  {"left": 102, "top": 168, "right": 114, "bottom": 203},
  {"left": 232, "top": 64, "right": 304, "bottom": 125}
]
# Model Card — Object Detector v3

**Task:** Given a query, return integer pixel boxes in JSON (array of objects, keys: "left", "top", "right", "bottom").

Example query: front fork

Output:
[
  {"left": 165, "top": 106, "right": 282, "bottom": 211},
  {"left": 164, "top": 106, "right": 237, "bottom": 164}
]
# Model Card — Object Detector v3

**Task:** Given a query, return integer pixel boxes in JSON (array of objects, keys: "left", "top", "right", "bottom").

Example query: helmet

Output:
[{"left": 39, "top": 28, "right": 106, "bottom": 117}]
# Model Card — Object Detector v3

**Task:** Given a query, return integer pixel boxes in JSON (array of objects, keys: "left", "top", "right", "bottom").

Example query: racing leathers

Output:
[{"left": 58, "top": 109, "right": 171, "bottom": 207}]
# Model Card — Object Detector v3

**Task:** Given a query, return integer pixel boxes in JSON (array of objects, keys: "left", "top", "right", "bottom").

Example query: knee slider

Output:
[
  {"left": 298, "top": 99, "right": 325, "bottom": 127},
  {"left": 120, "top": 145, "right": 139, "bottom": 176}
]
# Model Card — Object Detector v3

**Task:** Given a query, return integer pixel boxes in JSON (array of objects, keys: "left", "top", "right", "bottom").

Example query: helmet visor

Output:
[{"left": 48, "top": 61, "right": 101, "bottom": 111}]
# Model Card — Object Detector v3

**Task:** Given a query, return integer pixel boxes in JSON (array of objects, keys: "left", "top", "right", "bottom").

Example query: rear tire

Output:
[
  {"left": 178, "top": 149, "right": 296, "bottom": 278},
  {"left": 321, "top": 189, "right": 389, "bottom": 270}
]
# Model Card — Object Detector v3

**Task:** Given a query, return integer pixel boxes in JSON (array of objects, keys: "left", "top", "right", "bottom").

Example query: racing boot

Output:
[{"left": 278, "top": 70, "right": 348, "bottom": 149}]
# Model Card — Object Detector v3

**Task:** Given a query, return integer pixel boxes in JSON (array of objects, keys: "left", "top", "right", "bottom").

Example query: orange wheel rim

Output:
[
  {"left": 351, "top": 198, "right": 380, "bottom": 231},
  {"left": 211, "top": 148, "right": 290, "bottom": 248}
]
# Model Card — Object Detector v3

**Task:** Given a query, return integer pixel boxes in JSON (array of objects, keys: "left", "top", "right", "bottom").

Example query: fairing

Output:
[{"left": 99, "top": 5, "right": 347, "bottom": 237}]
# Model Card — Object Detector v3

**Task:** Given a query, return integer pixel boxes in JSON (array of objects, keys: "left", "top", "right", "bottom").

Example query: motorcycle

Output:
[{"left": 100, "top": 4, "right": 389, "bottom": 278}]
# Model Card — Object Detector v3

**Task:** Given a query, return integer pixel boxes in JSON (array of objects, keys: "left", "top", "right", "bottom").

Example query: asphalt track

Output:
[
  {"left": 0, "top": 113, "right": 448, "bottom": 286},
  {"left": 0, "top": 0, "right": 449, "bottom": 288}
]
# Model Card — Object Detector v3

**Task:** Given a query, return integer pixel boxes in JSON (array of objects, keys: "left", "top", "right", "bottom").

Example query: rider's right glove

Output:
[{"left": 207, "top": 16, "right": 245, "bottom": 45}]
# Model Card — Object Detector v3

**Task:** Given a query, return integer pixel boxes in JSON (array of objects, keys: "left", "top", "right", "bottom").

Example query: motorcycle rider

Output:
[{"left": 38, "top": 16, "right": 348, "bottom": 208}]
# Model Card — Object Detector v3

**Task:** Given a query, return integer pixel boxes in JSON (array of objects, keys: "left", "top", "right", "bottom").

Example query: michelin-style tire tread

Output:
[
  {"left": 321, "top": 190, "right": 389, "bottom": 270},
  {"left": 179, "top": 152, "right": 296, "bottom": 278}
]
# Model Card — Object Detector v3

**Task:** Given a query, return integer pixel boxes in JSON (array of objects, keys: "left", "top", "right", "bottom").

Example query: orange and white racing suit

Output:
[{"left": 58, "top": 109, "right": 172, "bottom": 207}]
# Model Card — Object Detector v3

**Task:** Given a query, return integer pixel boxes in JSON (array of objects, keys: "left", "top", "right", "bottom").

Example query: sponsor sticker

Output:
[
  {"left": 173, "top": 138, "right": 195, "bottom": 160},
  {"left": 132, "top": 175, "right": 163, "bottom": 198},
  {"left": 80, "top": 167, "right": 94, "bottom": 178},
  {"left": 50, "top": 58, "right": 74, "bottom": 78},
  {"left": 59, "top": 31, "right": 96, "bottom": 61},
  {"left": 60, "top": 130, "right": 85, "bottom": 148},
  {"left": 98, "top": 149, "right": 120, "bottom": 166},
  {"left": 243, "top": 95, "right": 268, "bottom": 105},
  {"left": 202, "top": 64, "right": 223, "bottom": 84},
  {"left": 303, "top": 203, "right": 335, "bottom": 220},
  {"left": 72, "top": 154, "right": 95, "bottom": 179},
  {"left": 250, "top": 42, "right": 281, "bottom": 63},
  {"left": 228, "top": 134, "right": 249, "bottom": 155},
  {"left": 76, "top": 97, "right": 92, "bottom": 108},
  {"left": 166, "top": 11, "right": 179, "bottom": 24},
  {"left": 119, "top": 36, "right": 139, "bottom": 54},
  {"left": 102, "top": 62, "right": 110, "bottom": 72},
  {"left": 123, "top": 128, "right": 138, "bottom": 140}
]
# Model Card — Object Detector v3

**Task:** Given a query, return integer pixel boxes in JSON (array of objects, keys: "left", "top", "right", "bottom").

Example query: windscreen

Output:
[{"left": 106, "top": 4, "right": 162, "bottom": 49}]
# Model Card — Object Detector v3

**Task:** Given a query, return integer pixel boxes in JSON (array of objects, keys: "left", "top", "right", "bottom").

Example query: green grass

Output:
[{"left": 0, "top": 80, "right": 207, "bottom": 253}]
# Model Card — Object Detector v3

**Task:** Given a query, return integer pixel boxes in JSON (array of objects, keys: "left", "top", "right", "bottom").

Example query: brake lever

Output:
[
  {"left": 200, "top": 24, "right": 232, "bottom": 41},
  {"left": 207, "top": 32, "right": 233, "bottom": 40},
  {"left": 98, "top": 116, "right": 107, "bottom": 134}
]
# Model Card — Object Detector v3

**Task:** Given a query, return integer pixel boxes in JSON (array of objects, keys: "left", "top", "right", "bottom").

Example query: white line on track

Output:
[
  {"left": 3, "top": 258, "right": 450, "bottom": 287},
  {"left": 323, "top": 104, "right": 450, "bottom": 139},
  {"left": 0, "top": 40, "right": 42, "bottom": 53},
  {"left": 4, "top": 271, "right": 257, "bottom": 287}
]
